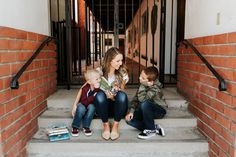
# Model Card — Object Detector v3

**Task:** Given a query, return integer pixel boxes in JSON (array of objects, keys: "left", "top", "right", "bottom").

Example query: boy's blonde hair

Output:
[{"left": 84, "top": 69, "right": 101, "bottom": 81}]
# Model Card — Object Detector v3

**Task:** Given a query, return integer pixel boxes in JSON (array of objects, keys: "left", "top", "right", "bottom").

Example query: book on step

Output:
[{"left": 46, "top": 124, "right": 70, "bottom": 142}]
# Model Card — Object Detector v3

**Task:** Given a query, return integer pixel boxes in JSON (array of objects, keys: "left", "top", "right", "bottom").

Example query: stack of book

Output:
[{"left": 46, "top": 125, "right": 70, "bottom": 142}]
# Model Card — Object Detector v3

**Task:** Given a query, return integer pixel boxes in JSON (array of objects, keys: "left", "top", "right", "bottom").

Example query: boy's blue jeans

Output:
[
  {"left": 95, "top": 90, "right": 128, "bottom": 123},
  {"left": 126, "top": 100, "right": 166, "bottom": 131},
  {"left": 72, "top": 103, "right": 95, "bottom": 129}
]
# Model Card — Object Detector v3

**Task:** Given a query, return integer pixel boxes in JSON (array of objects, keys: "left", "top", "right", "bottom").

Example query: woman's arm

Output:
[{"left": 71, "top": 82, "right": 87, "bottom": 117}]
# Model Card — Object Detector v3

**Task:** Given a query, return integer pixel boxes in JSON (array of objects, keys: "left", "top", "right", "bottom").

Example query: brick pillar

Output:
[
  {"left": 0, "top": 26, "right": 57, "bottom": 156},
  {"left": 177, "top": 32, "right": 236, "bottom": 157}
]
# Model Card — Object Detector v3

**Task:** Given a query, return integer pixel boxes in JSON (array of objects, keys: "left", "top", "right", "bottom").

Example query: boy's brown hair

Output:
[{"left": 143, "top": 66, "right": 159, "bottom": 81}]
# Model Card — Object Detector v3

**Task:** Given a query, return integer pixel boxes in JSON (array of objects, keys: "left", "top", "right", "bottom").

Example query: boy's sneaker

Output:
[
  {"left": 138, "top": 129, "right": 156, "bottom": 139},
  {"left": 71, "top": 127, "right": 79, "bottom": 137},
  {"left": 155, "top": 124, "right": 165, "bottom": 137},
  {"left": 83, "top": 128, "right": 92, "bottom": 136}
]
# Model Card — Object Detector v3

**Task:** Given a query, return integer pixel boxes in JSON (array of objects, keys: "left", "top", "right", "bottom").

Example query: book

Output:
[
  {"left": 46, "top": 127, "right": 68, "bottom": 135},
  {"left": 99, "top": 76, "right": 121, "bottom": 96},
  {"left": 99, "top": 76, "right": 111, "bottom": 92},
  {"left": 48, "top": 129, "right": 69, "bottom": 136},
  {"left": 46, "top": 124, "right": 70, "bottom": 142},
  {"left": 48, "top": 133, "right": 70, "bottom": 142}
]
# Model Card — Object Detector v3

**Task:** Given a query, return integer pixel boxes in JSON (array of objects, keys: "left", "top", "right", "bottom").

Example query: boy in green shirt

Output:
[{"left": 125, "top": 66, "right": 167, "bottom": 139}]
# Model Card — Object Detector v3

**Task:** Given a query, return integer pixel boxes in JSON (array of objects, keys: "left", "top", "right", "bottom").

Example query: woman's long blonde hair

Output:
[{"left": 102, "top": 47, "right": 127, "bottom": 83}]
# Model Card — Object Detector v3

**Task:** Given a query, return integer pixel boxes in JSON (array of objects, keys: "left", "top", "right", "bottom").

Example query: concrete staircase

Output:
[{"left": 26, "top": 87, "right": 208, "bottom": 157}]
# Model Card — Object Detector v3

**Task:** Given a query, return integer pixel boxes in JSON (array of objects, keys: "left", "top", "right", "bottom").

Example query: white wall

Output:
[
  {"left": 0, "top": 0, "right": 50, "bottom": 35},
  {"left": 185, "top": 0, "right": 236, "bottom": 38}
]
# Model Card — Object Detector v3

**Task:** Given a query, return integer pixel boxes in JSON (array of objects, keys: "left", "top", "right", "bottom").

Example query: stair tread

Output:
[
  {"left": 41, "top": 107, "right": 193, "bottom": 119},
  {"left": 31, "top": 127, "right": 207, "bottom": 143},
  {"left": 46, "top": 88, "right": 187, "bottom": 109}
]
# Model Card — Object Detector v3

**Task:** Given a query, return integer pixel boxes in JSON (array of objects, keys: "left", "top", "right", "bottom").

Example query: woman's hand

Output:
[
  {"left": 113, "top": 83, "right": 120, "bottom": 92},
  {"left": 125, "top": 113, "right": 133, "bottom": 121},
  {"left": 106, "top": 91, "right": 115, "bottom": 100}
]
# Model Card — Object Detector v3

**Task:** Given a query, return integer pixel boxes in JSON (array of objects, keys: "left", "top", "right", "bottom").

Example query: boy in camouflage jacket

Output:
[{"left": 125, "top": 66, "right": 167, "bottom": 139}]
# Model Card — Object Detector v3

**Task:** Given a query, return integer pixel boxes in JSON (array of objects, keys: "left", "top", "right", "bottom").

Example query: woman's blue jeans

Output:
[
  {"left": 126, "top": 100, "right": 166, "bottom": 130},
  {"left": 95, "top": 90, "right": 128, "bottom": 123},
  {"left": 72, "top": 103, "right": 95, "bottom": 129}
]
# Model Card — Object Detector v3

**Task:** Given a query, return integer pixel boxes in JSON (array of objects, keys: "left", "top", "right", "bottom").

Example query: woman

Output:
[{"left": 95, "top": 47, "right": 129, "bottom": 140}]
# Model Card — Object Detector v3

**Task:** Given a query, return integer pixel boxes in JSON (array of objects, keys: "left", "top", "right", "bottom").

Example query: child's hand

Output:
[
  {"left": 71, "top": 104, "right": 77, "bottom": 117},
  {"left": 125, "top": 113, "right": 133, "bottom": 121},
  {"left": 147, "top": 81, "right": 154, "bottom": 86}
]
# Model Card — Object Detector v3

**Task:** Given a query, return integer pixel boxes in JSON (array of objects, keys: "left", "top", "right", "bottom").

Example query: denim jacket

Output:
[{"left": 128, "top": 79, "right": 167, "bottom": 114}]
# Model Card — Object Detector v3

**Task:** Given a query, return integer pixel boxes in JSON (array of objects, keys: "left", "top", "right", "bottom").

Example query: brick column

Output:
[
  {"left": 0, "top": 26, "right": 57, "bottom": 156},
  {"left": 177, "top": 32, "right": 236, "bottom": 157}
]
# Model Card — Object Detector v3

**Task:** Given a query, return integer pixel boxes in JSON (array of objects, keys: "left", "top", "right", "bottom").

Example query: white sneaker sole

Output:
[
  {"left": 84, "top": 132, "right": 92, "bottom": 136},
  {"left": 137, "top": 133, "right": 156, "bottom": 140},
  {"left": 71, "top": 133, "right": 79, "bottom": 137}
]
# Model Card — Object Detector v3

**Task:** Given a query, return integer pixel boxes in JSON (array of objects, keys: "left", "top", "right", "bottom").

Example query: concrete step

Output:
[
  {"left": 27, "top": 127, "right": 208, "bottom": 157},
  {"left": 38, "top": 108, "right": 196, "bottom": 129},
  {"left": 47, "top": 88, "right": 188, "bottom": 109},
  {"left": 26, "top": 87, "right": 209, "bottom": 157}
]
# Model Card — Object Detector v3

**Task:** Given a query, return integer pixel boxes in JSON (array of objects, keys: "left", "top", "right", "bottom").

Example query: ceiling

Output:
[{"left": 86, "top": 0, "right": 141, "bottom": 34}]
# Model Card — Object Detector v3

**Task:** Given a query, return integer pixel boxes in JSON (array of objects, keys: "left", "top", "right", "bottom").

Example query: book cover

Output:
[
  {"left": 99, "top": 76, "right": 111, "bottom": 92},
  {"left": 48, "top": 129, "right": 69, "bottom": 136},
  {"left": 48, "top": 133, "right": 70, "bottom": 142},
  {"left": 46, "top": 124, "right": 68, "bottom": 134}
]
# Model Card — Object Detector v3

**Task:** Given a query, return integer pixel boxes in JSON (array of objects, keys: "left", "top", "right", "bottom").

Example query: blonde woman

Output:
[{"left": 95, "top": 47, "right": 129, "bottom": 140}]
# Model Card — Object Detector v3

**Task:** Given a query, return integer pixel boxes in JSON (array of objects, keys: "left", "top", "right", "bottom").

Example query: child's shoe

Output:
[
  {"left": 83, "top": 128, "right": 92, "bottom": 136},
  {"left": 71, "top": 127, "right": 79, "bottom": 137},
  {"left": 155, "top": 124, "right": 165, "bottom": 137},
  {"left": 138, "top": 129, "right": 156, "bottom": 139}
]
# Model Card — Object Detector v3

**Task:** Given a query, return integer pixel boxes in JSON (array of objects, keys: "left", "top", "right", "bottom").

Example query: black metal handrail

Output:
[
  {"left": 11, "top": 36, "right": 55, "bottom": 89},
  {"left": 182, "top": 40, "right": 227, "bottom": 91}
]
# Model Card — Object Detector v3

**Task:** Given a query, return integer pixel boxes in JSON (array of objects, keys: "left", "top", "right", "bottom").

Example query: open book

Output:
[
  {"left": 99, "top": 76, "right": 119, "bottom": 96},
  {"left": 99, "top": 76, "right": 112, "bottom": 92}
]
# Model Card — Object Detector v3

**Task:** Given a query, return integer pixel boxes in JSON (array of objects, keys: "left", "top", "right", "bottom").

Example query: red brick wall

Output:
[
  {"left": 177, "top": 32, "right": 236, "bottom": 157},
  {"left": 0, "top": 26, "right": 57, "bottom": 156}
]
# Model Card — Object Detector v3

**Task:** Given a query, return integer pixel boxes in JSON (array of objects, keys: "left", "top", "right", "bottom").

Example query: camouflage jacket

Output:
[{"left": 128, "top": 79, "right": 167, "bottom": 114}]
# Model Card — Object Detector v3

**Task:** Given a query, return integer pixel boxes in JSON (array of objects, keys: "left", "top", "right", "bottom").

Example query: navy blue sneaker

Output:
[{"left": 138, "top": 129, "right": 156, "bottom": 139}]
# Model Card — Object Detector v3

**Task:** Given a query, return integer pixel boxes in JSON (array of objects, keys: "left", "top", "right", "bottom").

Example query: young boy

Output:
[
  {"left": 71, "top": 69, "right": 101, "bottom": 137},
  {"left": 125, "top": 66, "right": 167, "bottom": 139}
]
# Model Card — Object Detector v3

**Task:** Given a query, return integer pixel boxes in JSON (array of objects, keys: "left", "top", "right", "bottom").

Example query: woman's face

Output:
[{"left": 110, "top": 54, "right": 123, "bottom": 70}]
